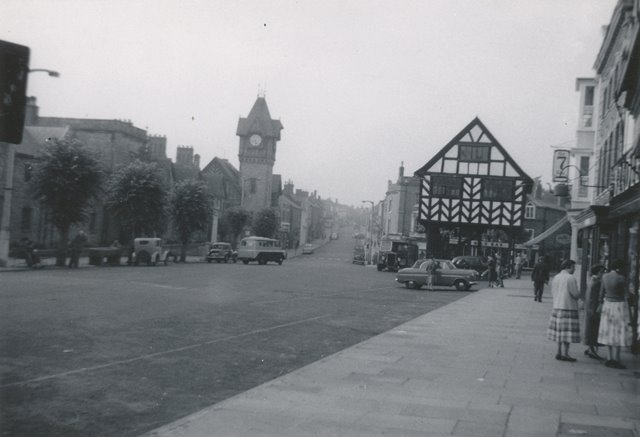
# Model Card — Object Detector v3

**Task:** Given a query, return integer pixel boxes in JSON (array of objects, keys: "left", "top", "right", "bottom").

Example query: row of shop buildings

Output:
[{"left": 362, "top": 0, "right": 640, "bottom": 306}]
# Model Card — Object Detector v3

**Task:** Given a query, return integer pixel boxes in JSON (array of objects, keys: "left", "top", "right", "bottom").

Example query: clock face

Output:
[{"left": 249, "top": 134, "right": 262, "bottom": 146}]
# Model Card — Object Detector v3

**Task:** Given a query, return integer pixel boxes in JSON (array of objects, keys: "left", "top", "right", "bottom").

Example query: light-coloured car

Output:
[
  {"left": 395, "top": 259, "right": 479, "bottom": 291},
  {"left": 302, "top": 244, "right": 314, "bottom": 254},
  {"left": 132, "top": 238, "right": 171, "bottom": 266}
]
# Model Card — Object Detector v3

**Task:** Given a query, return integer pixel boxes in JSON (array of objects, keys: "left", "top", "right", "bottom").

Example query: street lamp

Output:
[
  {"left": 0, "top": 68, "right": 60, "bottom": 266},
  {"left": 362, "top": 200, "right": 374, "bottom": 264}
]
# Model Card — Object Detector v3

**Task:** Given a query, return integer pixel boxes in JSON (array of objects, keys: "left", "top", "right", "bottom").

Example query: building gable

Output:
[{"left": 415, "top": 117, "right": 533, "bottom": 227}]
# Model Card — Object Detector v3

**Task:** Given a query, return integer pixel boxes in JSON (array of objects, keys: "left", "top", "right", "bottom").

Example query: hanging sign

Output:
[{"left": 552, "top": 150, "right": 570, "bottom": 182}]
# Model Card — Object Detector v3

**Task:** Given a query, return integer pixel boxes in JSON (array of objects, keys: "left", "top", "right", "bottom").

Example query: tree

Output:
[
  {"left": 29, "top": 139, "right": 102, "bottom": 266},
  {"left": 221, "top": 207, "right": 251, "bottom": 248},
  {"left": 252, "top": 208, "right": 278, "bottom": 238},
  {"left": 169, "top": 180, "right": 212, "bottom": 262},
  {"left": 105, "top": 160, "right": 167, "bottom": 241}
]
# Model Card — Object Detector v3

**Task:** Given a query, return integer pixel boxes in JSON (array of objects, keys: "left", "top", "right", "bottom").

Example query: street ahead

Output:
[{"left": 0, "top": 232, "right": 471, "bottom": 437}]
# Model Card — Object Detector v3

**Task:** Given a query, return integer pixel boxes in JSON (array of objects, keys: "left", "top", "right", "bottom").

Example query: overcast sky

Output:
[{"left": 2, "top": 0, "right": 617, "bottom": 206}]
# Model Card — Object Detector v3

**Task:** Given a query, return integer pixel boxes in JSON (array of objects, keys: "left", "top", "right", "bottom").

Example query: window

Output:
[
  {"left": 459, "top": 144, "right": 490, "bottom": 162},
  {"left": 525, "top": 202, "right": 535, "bottom": 219},
  {"left": 431, "top": 175, "right": 461, "bottom": 198},
  {"left": 21, "top": 207, "right": 32, "bottom": 231},
  {"left": 584, "top": 86, "right": 594, "bottom": 106},
  {"left": 578, "top": 156, "right": 590, "bottom": 198},
  {"left": 482, "top": 179, "right": 513, "bottom": 201}
]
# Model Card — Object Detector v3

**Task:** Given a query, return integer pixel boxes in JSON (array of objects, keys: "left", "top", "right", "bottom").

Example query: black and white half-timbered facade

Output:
[{"left": 415, "top": 117, "right": 533, "bottom": 258}]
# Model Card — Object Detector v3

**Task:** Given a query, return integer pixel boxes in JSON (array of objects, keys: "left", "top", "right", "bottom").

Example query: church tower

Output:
[{"left": 236, "top": 96, "right": 283, "bottom": 213}]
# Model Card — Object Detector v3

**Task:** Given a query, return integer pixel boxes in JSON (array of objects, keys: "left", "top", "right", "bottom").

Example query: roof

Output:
[
  {"left": 415, "top": 117, "right": 533, "bottom": 186},
  {"left": 18, "top": 125, "right": 70, "bottom": 156},
  {"left": 236, "top": 97, "right": 283, "bottom": 140},
  {"left": 523, "top": 215, "right": 569, "bottom": 246},
  {"left": 201, "top": 157, "right": 239, "bottom": 181}
]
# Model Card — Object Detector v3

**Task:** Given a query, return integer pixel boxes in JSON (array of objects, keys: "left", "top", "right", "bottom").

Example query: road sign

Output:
[{"left": 0, "top": 40, "right": 30, "bottom": 144}]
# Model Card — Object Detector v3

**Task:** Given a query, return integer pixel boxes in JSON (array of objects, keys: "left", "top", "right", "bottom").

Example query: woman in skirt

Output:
[
  {"left": 547, "top": 259, "right": 581, "bottom": 362},
  {"left": 598, "top": 259, "right": 634, "bottom": 369},
  {"left": 583, "top": 264, "right": 605, "bottom": 360}
]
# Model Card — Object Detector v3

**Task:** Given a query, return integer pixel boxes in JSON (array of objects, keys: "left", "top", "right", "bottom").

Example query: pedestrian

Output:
[
  {"left": 487, "top": 254, "right": 496, "bottom": 288},
  {"left": 597, "top": 259, "right": 635, "bottom": 369},
  {"left": 531, "top": 256, "right": 550, "bottom": 302},
  {"left": 514, "top": 252, "right": 524, "bottom": 279},
  {"left": 495, "top": 253, "right": 504, "bottom": 287},
  {"left": 547, "top": 259, "right": 581, "bottom": 362},
  {"left": 583, "top": 264, "right": 605, "bottom": 360},
  {"left": 68, "top": 230, "right": 87, "bottom": 268},
  {"left": 426, "top": 255, "right": 437, "bottom": 290}
]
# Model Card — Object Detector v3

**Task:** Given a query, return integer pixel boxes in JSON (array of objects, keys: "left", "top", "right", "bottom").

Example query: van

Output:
[{"left": 237, "top": 236, "right": 286, "bottom": 265}]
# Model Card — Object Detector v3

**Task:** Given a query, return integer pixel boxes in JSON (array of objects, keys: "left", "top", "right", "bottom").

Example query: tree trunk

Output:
[
  {"left": 180, "top": 241, "right": 188, "bottom": 263},
  {"left": 56, "top": 225, "right": 69, "bottom": 267}
]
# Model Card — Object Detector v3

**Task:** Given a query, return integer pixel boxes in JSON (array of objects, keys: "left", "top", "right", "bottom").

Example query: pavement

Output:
[{"left": 141, "top": 278, "right": 640, "bottom": 437}]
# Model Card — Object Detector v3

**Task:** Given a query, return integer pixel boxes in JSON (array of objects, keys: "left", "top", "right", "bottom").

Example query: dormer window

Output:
[{"left": 525, "top": 202, "right": 535, "bottom": 219}]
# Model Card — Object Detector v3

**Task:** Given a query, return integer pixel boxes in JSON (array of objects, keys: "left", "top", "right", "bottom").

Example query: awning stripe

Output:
[{"left": 523, "top": 215, "right": 569, "bottom": 246}]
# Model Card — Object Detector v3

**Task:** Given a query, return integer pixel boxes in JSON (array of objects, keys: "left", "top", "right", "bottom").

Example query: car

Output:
[
  {"left": 206, "top": 242, "right": 237, "bottom": 263},
  {"left": 330, "top": 232, "right": 339, "bottom": 240},
  {"left": 302, "top": 244, "right": 314, "bottom": 254},
  {"left": 131, "top": 238, "right": 171, "bottom": 266},
  {"left": 451, "top": 256, "right": 487, "bottom": 275},
  {"left": 395, "top": 259, "right": 479, "bottom": 291},
  {"left": 352, "top": 246, "right": 365, "bottom": 265}
]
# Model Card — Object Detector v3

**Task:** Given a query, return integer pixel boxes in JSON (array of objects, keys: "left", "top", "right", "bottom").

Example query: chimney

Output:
[
  {"left": 399, "top": 161, "right": 404, "bottom": 180},
  {"left": 25, "top": 96, "right": 39, "bottom": 126},
  {"left": 193, "top": 154, "right": 201, "bottom": 169}
]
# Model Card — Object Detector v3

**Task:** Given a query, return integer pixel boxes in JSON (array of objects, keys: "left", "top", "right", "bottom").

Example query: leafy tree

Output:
[
  {"left": 29, "top": 139, "right": 102, "bottom": 266},
  {"left": 169, "top": 180, "right": 212, "bottom": 262},
  {"left": 252, "top": 208, "right": 278, "bottom": 238},
  {"left": 221, "top": 207, "right": 251, "bottom": 248},
  {"left": 105, "top": 160, "right": 167, "bottom": 240}
]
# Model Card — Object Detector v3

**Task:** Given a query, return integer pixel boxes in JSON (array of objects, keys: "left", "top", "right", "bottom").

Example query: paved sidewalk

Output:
[{"left": 144, "top": 279, "right": 639, "bottom": 437}]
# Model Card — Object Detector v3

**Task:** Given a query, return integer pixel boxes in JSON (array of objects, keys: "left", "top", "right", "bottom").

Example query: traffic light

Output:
[{"left": 0, "top": 40, "right": 30, "bottom": 144}]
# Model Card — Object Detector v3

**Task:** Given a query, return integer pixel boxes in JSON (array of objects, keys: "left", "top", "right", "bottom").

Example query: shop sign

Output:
[
  {"left": 555, "top": 233, "right": 571, "bottom": 245},
  {"left": 552, "top": 150, "right": 570, "bottom": 182}
]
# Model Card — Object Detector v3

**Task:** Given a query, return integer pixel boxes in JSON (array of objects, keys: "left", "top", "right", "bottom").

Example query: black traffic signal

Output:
[{"left": 0, "top": 40, "right": 30, "bottom": 144}]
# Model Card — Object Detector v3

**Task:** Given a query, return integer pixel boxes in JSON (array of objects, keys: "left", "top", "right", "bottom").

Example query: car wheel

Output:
[
  {"left": 207, "top": 259, "right": 212, "bottom": 263},
  {"left": 242, "top": 260, "right": 249, "bottom": 265},
  {"left": 454, "top": 280, "right": 468, "bottom": 291},
  {"left": 413, "top": 282, "right": 423, "bottom": 290},
  {"left": 278, "top": 257, "right": 283, "bottom": 265},
  {"left": 377, "top": 265, "right": 384, "bottom": 271},
  {"left": 405, "top": 281, "right": 415, "bottom": 289}
]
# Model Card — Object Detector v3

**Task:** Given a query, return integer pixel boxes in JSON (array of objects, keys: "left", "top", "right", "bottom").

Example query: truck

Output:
[{"left": 376, "top": 236, "right": 420, "bottom": 272}]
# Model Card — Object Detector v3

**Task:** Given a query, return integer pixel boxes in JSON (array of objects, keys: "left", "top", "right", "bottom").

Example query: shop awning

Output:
[{"left": 523, "top": 215, "right": 569, "bottom": 247}]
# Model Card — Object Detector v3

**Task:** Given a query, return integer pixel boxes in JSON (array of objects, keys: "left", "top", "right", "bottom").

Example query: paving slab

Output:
[{"left": 144, "top": 280, "right": 640, "bottom": 437}]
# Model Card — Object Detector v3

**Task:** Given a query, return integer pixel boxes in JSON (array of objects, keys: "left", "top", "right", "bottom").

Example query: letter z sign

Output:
[{"left": 552, "top": 150, "right": 570, "bottom": 182}]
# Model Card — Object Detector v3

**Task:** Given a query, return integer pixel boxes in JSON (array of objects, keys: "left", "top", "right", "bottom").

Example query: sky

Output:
[{"left": 2, "top": 0, "right": 617, "bottom": 206}]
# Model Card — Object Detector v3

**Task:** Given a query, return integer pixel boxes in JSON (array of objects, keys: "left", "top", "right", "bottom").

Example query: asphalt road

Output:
[{"left": 0, "top": 232, "right": 471, "bottom": 436}]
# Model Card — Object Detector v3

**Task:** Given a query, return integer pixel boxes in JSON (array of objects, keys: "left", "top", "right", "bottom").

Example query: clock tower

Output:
[{"left": 236, "top": 96, "right": 283, "bottom": 213}]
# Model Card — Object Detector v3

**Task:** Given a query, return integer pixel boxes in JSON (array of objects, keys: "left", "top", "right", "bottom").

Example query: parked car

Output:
[
  {"left": 395, "top": 259, "right": 479, "bottom": 291},
  {"left": 131, "top": 238, "right": 171, "bottom": 266},
  {"left": 451, "top": 256, "right": 487, "bottom": 275},
  {"left": 352, "top": 246, "right": 365, "bottom": 265},
  {"left": 302, "top": 244, "right": 314, "bottom": 254},
  {"left": 206, "top": 242, "right": 237, "bottom": 263}
]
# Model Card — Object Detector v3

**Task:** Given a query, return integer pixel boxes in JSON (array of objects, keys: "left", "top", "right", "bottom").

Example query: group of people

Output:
[{"left": 546, "top": 258, "right": 636, "bottom": 369}]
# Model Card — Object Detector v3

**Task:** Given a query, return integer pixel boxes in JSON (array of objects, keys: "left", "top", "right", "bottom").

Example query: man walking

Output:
[{"left": 531, "top": 256, "right": 550, "bottom": 302}]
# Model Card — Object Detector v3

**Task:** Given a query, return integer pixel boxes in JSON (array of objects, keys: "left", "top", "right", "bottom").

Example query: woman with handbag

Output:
[
  {"left": 597, "top": 259, "right": 635, "bottom": 369},
  {"left": 583, "top": 264, "right": 605, "bottom": 360}
]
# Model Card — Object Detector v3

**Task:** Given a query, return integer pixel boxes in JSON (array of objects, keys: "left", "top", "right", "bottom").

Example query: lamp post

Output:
[
  {"left": 0, "top": 68, "right": 60, "bottom": 266},
  {"left": 362, "top": 200, "right": 374, "bottom": 264}
]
